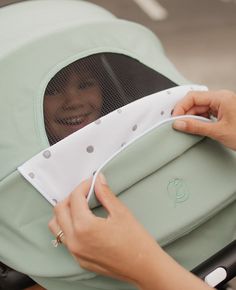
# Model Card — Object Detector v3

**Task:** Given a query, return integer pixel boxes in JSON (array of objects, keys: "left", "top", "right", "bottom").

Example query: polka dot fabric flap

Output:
[{"left": 18, "top": 85, "right": 207, "bottom": 206}]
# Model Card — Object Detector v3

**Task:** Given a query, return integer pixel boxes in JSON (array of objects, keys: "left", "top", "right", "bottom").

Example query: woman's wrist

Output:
[
  {"left": 133, "top": 244, "right": 213, "bottom": 290},
  {"left": 130, "top": 242, "right": 166, "bottom": 289}
]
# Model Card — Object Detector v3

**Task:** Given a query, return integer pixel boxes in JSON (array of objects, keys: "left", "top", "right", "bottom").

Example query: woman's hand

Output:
[
  {"left": 172, "top": 90, "right": 236, "bottom": 150},
  {"left": 48, "top": 175, "right": 162, "bottom": 288},
  {"left": 49, "top": 175, "right": 213, "bottom": 290}
]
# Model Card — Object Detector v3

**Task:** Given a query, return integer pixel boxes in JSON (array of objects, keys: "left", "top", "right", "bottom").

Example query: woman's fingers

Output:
[
  {"left": 94, "top": 174, "right": 126, "bottom": 216},
  {"left": 69, "top": 179, "right": 93, "bottom": 222},
  {"left": 172, "top": 91, "right": 221, "bottom": 116},
  {"left": 185, "top": 105, "right": 211, "bottom": 116},
  {"left": 173, "top": 118, "right": 218, "bottom": 139},
  {"left": 172, "top": 89, "right": 236, "bottom": 150},
  {"left": 49, "top": 198, "right": 74, "bottom": 244},
  {"left": 48, "top": 216, "right": 66, "bottom": 243}
]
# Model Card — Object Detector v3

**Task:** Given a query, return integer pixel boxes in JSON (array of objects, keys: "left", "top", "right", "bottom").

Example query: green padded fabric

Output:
[
  {"left": 97, "top": 122, "right": 236, "bottom": 269},
  {"left": 1, "top": 1, "right": 235, "bottom": 290},
  {"left": 0, "top": 0, "right": 187, "bottom": 182}
]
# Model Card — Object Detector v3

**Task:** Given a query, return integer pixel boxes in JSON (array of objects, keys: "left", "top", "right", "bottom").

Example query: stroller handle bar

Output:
[{"left": 191, "top": 240, "right": 236, "bottom": 288}]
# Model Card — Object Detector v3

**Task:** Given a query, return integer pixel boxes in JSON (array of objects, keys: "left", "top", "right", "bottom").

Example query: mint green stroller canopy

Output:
[{"left": 0, "top": 1, "right": 236, "bottom": 290}]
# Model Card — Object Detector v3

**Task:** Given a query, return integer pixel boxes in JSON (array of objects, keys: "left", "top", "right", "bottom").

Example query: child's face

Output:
[{"left": 44, "top": 69, "right": 103, "bottom": 142}]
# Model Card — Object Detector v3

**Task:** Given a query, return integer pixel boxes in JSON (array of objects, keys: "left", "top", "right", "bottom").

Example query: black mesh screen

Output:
[{"left": 43, "top": 53, "right": 176, "bottom": 145}]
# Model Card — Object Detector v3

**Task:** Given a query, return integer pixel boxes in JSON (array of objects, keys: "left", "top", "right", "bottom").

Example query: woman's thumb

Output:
[
  {"left": 173, "top": 118, "right": 215, "bottom": 139},
  {"left": 94, "top": 173, "right": 122, "bottom": 214}
]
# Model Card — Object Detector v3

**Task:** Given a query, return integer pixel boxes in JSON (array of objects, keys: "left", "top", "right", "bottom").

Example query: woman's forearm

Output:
[{"left": 134, "top": 245, "right": 212, "bottom": 290}]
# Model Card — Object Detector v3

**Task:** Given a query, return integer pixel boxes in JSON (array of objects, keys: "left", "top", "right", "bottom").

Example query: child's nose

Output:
[{"left": 63, "top": 88, "right": 84, "bottom": 106}]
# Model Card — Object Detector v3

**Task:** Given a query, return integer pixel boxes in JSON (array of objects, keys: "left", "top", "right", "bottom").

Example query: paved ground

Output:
[{"left": 1, "top": 0, "right": 236, "bottom": 288}]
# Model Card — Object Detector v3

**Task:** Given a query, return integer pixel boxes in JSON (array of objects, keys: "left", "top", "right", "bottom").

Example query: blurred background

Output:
[
  {"left": 1, "top": 0, "right": 236, "bottom": 90},
  {"left": 0, "top": 0, "right": 236, "bottom": 289},
  {"left": 87, "top": 0, "right": 236, "bottom": 91}
]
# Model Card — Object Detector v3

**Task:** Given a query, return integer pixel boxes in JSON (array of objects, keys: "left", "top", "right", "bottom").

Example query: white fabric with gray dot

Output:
[{"left": 18, "top": 85, "right": 208, "bottom": 206}]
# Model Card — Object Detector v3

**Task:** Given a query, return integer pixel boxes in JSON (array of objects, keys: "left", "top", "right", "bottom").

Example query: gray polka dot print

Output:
[
  {"left": 87, "top": 145, "right": 94, "bottom": 153},
  {"left": 43, "top": 150, "right": 51, "bottom": 159}
]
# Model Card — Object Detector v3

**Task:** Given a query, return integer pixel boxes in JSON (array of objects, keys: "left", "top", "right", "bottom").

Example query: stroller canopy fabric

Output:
[{"left": 0, "top": 1, "right": 236, "bottom": 290}]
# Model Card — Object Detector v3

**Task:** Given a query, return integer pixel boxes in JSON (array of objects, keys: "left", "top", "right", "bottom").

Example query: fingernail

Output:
[
  {"left": 173, "top": 120, "right": 187, "bottom": 131},
  {"left": 98, "top": 173, "right": 107, "bottom": 185}
]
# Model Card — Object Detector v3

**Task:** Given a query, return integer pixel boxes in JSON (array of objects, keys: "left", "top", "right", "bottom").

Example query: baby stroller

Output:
[{"left": 0, "top": 1, "right": 235, "bottom": 289}]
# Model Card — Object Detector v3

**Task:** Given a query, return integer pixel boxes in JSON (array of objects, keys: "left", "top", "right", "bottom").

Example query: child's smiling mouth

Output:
[{"left": 56, "top": 112, "right": 91, "bottom": 127}]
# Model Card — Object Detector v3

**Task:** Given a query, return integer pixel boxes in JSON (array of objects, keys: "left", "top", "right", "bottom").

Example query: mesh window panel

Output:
[{"left": 44, "top": 53, "right": 177, "bottom": 145}]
